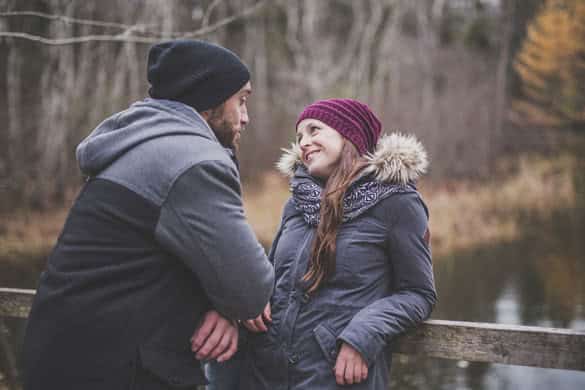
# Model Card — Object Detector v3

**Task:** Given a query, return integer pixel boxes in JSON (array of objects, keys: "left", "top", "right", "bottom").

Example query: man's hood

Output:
[
  {"left": 76, "top": 98, "right": 217, "bottom": 176},
  {"left": 276, "top": 133, "right": 429, "bottom": 185}
]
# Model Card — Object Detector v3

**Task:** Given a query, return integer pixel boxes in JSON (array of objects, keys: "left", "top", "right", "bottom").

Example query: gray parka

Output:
[{"left": 240, "top": 134, "right": 437, "bottom": 389}]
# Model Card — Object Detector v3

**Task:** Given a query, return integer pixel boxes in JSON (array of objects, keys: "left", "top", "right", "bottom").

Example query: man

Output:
[{"left": 22, "top": 40, "right": 274, "bottom": 389}]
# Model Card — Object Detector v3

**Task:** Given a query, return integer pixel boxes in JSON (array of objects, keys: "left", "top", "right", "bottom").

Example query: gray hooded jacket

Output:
[{"left": 23, "top": 98, "right": 274, "bottom": 390}]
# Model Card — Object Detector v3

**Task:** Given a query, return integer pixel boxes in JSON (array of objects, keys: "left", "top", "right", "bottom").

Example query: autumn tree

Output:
[{"left": 513, "top": 0, "right": 585, "bottom": 127}]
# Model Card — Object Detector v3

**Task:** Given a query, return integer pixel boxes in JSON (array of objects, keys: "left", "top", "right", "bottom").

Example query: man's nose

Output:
[{"left": 241, "top": 107, "right": 249, "bottom": 125}]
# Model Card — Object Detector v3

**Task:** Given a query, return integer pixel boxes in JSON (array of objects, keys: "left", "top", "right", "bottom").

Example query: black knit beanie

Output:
[{"left": 147, "top": 39, "right": 250, "bottom": 112}]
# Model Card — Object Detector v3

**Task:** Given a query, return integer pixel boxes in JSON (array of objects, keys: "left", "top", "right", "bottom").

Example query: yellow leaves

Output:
[{"left": 513, "top": 0, "right": 585, "bottom": 126}]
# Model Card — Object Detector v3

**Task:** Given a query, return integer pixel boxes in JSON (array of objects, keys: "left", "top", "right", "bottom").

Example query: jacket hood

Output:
[
  {"left": 276, "top": 133, "right": 429, "bottom": 185},
  {"left": 76, "top": 98, "right": 217, "bottom": 176}
]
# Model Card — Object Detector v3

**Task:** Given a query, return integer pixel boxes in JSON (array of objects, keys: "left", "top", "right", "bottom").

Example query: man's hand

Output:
[
  {"left": 334, "top": 342, "right": 368, "bottom": 385},
  {"left": 242, "top": 303, "right": 271, "bottom": 333},
  {"left": 190, "top": 310, "right": 238, "bottom": 363}
]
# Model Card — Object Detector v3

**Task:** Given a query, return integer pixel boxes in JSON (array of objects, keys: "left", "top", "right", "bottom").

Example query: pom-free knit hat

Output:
[
  {"left": 296, "top": 98, "right": 382, "bottom": 155},
  {"left": 147, "top": 39, "right": 250, "bottom": 112}
]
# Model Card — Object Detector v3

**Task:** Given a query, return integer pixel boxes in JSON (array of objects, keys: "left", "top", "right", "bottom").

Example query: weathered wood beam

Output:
[
  {"left": 393, "top": 319, "right": 585, "bottom": 371},
  {"left": 1, "top": 288, "right": 584, "bottom": 372},
  {"left": 0, "top": 288, "right": 34, "bottom": 319}
]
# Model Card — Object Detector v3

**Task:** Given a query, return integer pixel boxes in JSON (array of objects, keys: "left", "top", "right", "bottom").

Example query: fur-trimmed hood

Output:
[{"left": 276, "top": 133, "right": 429, "bottom": 185}]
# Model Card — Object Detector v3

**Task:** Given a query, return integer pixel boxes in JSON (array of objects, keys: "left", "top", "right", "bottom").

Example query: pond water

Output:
[
  {"left": 1, "top": 177, "right": 584, "bottom": 389},
  {"left": 391, "top": 202, "right": 585, "bottom": 389}
]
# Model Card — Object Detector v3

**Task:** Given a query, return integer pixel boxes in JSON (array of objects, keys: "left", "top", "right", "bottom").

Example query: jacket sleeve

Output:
[
  {"left": 337, "top": 192, "right": 437, "bottom": 365},
  {"left": 154, "top": 160, "right": 274, "bottom": 321}
]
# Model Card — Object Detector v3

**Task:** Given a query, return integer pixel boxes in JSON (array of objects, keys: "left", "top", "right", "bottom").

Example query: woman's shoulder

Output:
[
  {"left": 372, "top": 188, "right": 429, "bottom": 224},
  {"left": 355, "top": 131, "right": 430, "bottom": 221}
]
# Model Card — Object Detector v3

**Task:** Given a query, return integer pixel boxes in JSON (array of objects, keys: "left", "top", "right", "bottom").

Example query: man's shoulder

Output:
[
  {"left": 98, "top": 134, "right": 236, "bottom": 207},
  {"left": 152, "top": 132, "right": 232, "bottom": 166}
]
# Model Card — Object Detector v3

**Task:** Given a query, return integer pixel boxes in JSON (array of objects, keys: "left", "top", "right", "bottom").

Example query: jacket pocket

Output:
[
  {"left": 313, "top": 323, "right": 339, "bottom": 366},
  {"left": 136, "top": 345, "right": 207, "bottom": 388},
  {"left": 240, "top": 333, "right": 288, "bottom": 388}
]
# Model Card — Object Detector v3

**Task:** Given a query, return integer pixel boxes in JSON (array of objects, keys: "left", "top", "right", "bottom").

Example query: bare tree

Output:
[{"left": 0, "top": 0, "right": 519, "bottom": 210}]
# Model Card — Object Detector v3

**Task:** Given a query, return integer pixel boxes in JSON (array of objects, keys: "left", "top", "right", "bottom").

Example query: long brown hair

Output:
[{"left": 302, "top": 140, "right": 368, "bottom": 294}]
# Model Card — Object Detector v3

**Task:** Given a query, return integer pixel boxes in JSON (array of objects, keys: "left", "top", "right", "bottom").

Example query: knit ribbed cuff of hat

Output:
[{"left": 297, "top": 109, "right": 369, "bottom": 155}]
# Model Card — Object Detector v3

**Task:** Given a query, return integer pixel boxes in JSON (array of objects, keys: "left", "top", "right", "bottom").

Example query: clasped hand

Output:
[
  {"left": 242, "top": 303, "right": 272, "bottom": 333},
  {"left": 190, "top": 310, "right": 238, "bottom": 363}
]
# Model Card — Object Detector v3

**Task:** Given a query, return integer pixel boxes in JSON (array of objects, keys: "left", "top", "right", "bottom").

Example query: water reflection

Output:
[
  {"left": 437, "top": 205, "right": 585, "bottom": 328},
  {"left": 391, "top": 202, "right": 585, "bottom": 389}
]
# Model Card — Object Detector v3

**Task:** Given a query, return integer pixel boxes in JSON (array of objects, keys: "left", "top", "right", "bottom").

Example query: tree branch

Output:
[
  {"left": 0, "top": 31, "right": 161, "bottom": 45},
  {"left": 0, "top": 1, "right": 267, "bottom": 45},
  {"left": 0, "top": 11, "right": 151, "bottom": 31},
  {"left": 183, "top": 0, "right": 266, "bottom": 38},
  {"left": 202, "top": 0, "right": 224, "bottom": 28}
]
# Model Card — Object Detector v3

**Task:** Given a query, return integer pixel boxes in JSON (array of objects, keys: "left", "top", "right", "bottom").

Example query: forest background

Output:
[
  {"left": 1, "top": 0, "right": 585, "bottom": 389},
  {"left": 1, "top": 0, "right": 583, "bottom": 259}
]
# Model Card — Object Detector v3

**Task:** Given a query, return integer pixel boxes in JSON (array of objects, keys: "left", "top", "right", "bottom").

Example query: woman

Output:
[{"left": 241, "top": 98, "right": 436, "bottom": 389}]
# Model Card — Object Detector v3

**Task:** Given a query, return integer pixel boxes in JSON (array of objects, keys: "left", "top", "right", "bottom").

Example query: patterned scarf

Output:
[{"left": 291, "top": 168, "right": 415, "bottom": 226}]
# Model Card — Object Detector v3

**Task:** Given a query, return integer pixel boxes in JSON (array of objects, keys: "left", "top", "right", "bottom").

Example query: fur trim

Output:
[
  {"left": 276, "top": 142, "right": 302, "bottom": 177},
  {"left": 363, "top": 133, "right": 428, "bottom": 185},
  {"left": 276, "top": 133, "right": 429, "bottom": 184}
]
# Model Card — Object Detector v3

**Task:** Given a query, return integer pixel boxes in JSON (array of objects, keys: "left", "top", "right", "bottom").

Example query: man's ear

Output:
[{"left": 199, "top": 109, "right": 211, "bottom": 121}]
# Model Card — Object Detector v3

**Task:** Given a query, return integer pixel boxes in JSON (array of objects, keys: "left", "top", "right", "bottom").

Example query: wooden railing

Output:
[{"left": 1, "top": 287, "right": 584, "bottom": 386}]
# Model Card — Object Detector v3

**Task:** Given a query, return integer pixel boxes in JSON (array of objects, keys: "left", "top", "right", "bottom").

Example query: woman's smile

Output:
[
  {"left": 296, "top": 119, "right": 344, "bottom": 179},
  {"left": 303, "top": 149, "right": 321, "bottom": 163}
]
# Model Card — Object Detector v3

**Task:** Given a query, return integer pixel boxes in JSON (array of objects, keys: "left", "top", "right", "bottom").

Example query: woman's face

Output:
[{"left": 296, "top": 119, "right": 344, "bottom": 180}]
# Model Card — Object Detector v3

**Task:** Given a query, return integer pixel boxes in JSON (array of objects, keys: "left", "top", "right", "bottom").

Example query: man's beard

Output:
[{"left": 207, "top": 106, "right": 240, "bottom": 152}]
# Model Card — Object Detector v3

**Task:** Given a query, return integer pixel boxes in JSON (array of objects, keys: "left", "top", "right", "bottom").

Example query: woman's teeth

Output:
[{"left": 307, "top": 151, "right": 319, "bottom": 162}]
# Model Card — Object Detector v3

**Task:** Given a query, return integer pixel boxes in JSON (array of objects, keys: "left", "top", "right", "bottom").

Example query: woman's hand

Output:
[
  {"left": 242, "top": 303, "right": 272, "bottom": 333},
  {"left": 334, "top": 342, "right": 368, "bottom": 385}
]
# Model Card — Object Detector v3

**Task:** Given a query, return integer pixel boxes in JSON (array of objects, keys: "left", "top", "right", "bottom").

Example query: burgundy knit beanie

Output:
[{"left": 296, "top": 98, "right": 382, "bottom": 155}]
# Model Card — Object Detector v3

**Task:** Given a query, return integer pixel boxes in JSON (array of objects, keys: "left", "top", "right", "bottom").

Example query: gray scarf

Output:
[{"left": 291, "top": 167, "right": 415, "bottom": 226}]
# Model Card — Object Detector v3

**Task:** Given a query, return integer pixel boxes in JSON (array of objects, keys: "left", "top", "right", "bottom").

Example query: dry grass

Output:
[
  {"left": 0, "top": 153, "right": 579, "bottom": 261},
  {"left": 243, "top": 153, "right": 579, "bottom": 257},
  {"left": 0, "top": 207, "right": 69, "bottom": 262},
  {"left": 242, "top": 173, "right": 291, "bottom": 248},
  {"left": 423, "top": 154, "right": 578, "bottom": 256}
]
